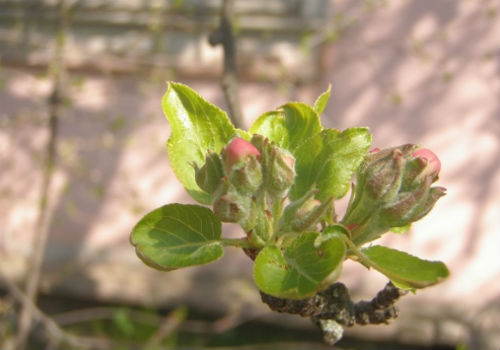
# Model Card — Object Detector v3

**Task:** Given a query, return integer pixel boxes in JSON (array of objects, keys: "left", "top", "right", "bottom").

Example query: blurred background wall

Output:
[{"left": 0, "top": 0, "right": 499, "bottom": 349}]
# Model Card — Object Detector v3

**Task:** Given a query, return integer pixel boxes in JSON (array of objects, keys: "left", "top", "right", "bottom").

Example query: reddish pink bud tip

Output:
[
  {"left": 225, "top": 137, "right": 261, "bottom": 168},
  {"left": 369, "top": 148, "right": 381, "bottom": 153},
  {"left": 346, "top": 223, "right": 358, "bottom": 231},
  {"left": 412, "top": 148, "right": 441, "bottom": 174}
]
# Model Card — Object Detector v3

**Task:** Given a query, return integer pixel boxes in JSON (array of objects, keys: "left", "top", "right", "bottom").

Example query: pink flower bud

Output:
[
  {"left": 412, "top": 148, "right": 441, "bottom": 177},
  {"left": 342, "top": 144, "right": 445, "bottom": 246},
  {"left": 224, "top": 137, "right": 261, "bottom": 170}
]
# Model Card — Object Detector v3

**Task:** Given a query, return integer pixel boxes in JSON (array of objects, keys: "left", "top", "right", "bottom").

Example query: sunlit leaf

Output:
[
  {"left": 313, "top": 84, "right": 331, "bottom": 115},
  {"left": 131, "top": 204, "right": 223, "bottom": 270},
  {"left": 254, "top": 232, "right": 345, "bottom": 299},
  {"left": 291, "top": 127, "right": 372, "bottom": 201},
  {"left": 163, "top": 82, "right": 236, "bottom": 204},
  {"left": 249, "top": 103, "right": 322, "bottom": 152},
  {"left": 390, "top": 224, "right": 412, "bottom": 234},
  {"left": 359, "top": 245, "right": 449, "bottom": 289}
]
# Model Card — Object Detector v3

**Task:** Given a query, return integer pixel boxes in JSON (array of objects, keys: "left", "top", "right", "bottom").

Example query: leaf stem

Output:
[
  {"left": 271, "top": 197, "right": 284, "bottom": 238},
  {"left": 338, "top": 234, "right": 373, "bottom": 268},
  {"left": 220, "top": 237, "right": 254, "bottom": 249}
]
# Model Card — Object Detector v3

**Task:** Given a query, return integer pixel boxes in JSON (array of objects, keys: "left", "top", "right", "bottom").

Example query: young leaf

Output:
[
  {"left": 390, "top": 224, "right": 412, "bottom": 234},
  {"left": 253, "top": 232, "right": 346, "bottom": 299},
  {"left": 163, "top": 82, "right": 236, "bottom": 204},
  {"left": 249, "top": 111, "right": 289, "bottom": 149},
  {"left": 359, "top": 245, "right": 449, "bottom": 289},
  {"left": 291, "top": 127, "right": 372, "bottom": 201},
  {"left": 235, "top": 128, "right": 251, "bottom": 141},
  {"left": 313, "top": 84, "right": 331, "bottom": 115},
  {"left": 130, "top": 204, "right": 224, "bottom": 270},
  {"left": 281, "top": 103, "right": 323, "bottom": 152},
  {"left": 249, "top": 102, "right": 322, "bottom": 152},
  {"left": 315, "top": 224, "right": 351, "bottom": 247}
]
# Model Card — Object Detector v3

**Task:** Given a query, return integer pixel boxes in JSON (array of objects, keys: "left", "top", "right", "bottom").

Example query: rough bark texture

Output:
[
  {"left": 242, "top": 221, "right": 408, "bottom": 344},
  {"left": 261, "top": 281, "right": 408, "bottom": 345},
  {"left": 261, "top": 282, "right": 407, "bottom": 325}
]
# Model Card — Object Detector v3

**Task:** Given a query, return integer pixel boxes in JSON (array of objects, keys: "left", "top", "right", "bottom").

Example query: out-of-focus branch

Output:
[
  {"left": 209, "top": 0, "right": 244, "bottom": 128},
  {"left": 146, "top": 306, "right": 187, "bottom": 347},
  {"left": 0, "top": 271, "right": 110, "bottom": 349},
  {"left": 52, "top": 305, "right": 261, "bottom": 335},
  {"left": 14, "top": 0, "right": 68, "bottom": 347}
]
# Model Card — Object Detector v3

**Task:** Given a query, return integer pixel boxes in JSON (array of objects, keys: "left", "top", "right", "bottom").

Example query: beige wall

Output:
[{"left": 0, "top": 1, "right": 498, "bottom": 348}]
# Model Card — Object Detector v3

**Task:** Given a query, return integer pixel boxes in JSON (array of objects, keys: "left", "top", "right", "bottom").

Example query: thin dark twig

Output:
[
  {"left": 209, "top": 0, "right": 244, "bottom": 128},
  {"left": 14, "top": 0, "right": 67, "bottom": 347}
]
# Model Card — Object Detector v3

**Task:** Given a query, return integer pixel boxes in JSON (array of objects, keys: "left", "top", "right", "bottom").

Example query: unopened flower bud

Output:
[
  {"left": 212, "top": 178, "right": 251, "bottom": 223},
  {"left": 289, "top": 197, "right": 334, "bottom": 232},
  {"left": 364, "top": 149, "right": 405, "bottom": 201},
  {"left": 277, "top": 188, "right": 317, "bottom": 231},
  {"left": 250, "top": 134, "right": 296, "bottom": 200},
  {"left": 247, "top": 210, "right": 272, "bottom": 248},
  {"left": 408, "top": 148, "right": 441, "bottom": 185},
  {"left": 378, "top": 176, "right": 432, "bottom": 227},
  {"left": 406, "top": 185, "right": 446, "bottom": 223},
  {"left": 266, "top": 146, "right": 296, "bottom": 199},
  {"left": 228, "top": 155, "right": 263, "bottom": 195},
  {"left": 194, "top": 151, "right": 224, "bottom": 194},
  {"left": 213, "top": 193, "right": 247, "bottom": 223},
  {"left": 342, "top": 144, "right": 445, "bottom": 245},
  {"left": 413, "top": 148, "right": 440, "bottom": 174},
  {"left": 221, "top": 137, "right": 264, "bottom": 194},
  {"left": 223, "top": 137, "right": 261, "bottom": 171},
  {"left": 249, "top": 134, "right": 269, "bottom": 154}
]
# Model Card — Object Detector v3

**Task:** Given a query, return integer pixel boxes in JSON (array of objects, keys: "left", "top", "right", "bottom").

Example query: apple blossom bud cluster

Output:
[
  {"left": 194, "top": 136, "right": 297, "bottom": 246},
  {"left": 342, "top": 144, "right": 446, "bottom": 245}
]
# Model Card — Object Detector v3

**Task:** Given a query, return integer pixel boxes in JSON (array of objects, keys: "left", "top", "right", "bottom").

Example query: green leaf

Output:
[
  {"left": 235, "top": 128, "right": 251, "bottom": 141},
  {"left": 254, "top": 232, "right": 346, "bottom": 299},
  {"left": 313, "top": 84, "right": 331, "bottom": 115},
  {"left": 249, "top": 111, "right": 289, "bottom": 149},
  {"left": 130, "top": 204, "right": 224, "bottom": 270},
  {"left": 281, "top": 103, "right": 323, "bottom": 152},
  {"left": 251, "top": 103, "right": 369, "bottom": 202},
  {"left": 249, "top": 103, "right": 322, "bottom": 152},
  {"left": 291, "top": 127, "right": 372, "bottom": 201},
  {"left": 359, "top": 245, "right": 449, "bottom": 289},
  {"left": 315, "top": 224, "right": 351, "bottom": 247},
  {"left": 390, "top": 224, "right": 412, "bottom": 234},
  {"left": 163, "top": 82, "right": 236, "bottom": 204}
]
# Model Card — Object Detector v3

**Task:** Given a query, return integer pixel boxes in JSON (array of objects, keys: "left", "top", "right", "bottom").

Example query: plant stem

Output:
[
  {"left": 208, "top": 0, "right": 244, "bottom": 128},
  {"left": 262, "top": 281, "right": 408, "bottom": 346},
  {"left": 339, "top": 234, "right": 373, "bottom": 268},
  {"left": 1, "top": 270, "right": 109, "bottom": 349},
  {"left": 15, "top": 0, "right": 67, "bottom": 347},
  {"left": 220, "top": 237, "right": 254, "bottom": 249},
  {"left": 270, "top": 197, "right": 284, "bottom": 236}
]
